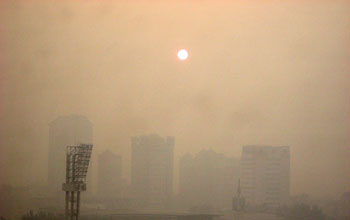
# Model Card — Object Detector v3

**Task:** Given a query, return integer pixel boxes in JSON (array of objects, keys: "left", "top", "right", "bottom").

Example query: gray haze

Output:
[{"left": 0, "top": 0, "right": 350, "bottom": 199}]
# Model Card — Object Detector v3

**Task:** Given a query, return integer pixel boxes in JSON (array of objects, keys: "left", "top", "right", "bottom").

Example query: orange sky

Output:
[{"left": 0, "top": 0, "right": 349, "bottom": 197}]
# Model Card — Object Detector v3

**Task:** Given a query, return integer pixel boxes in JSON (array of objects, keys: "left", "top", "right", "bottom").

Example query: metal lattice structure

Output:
[{"left": 62, "top": 144, "right": 93, "bottom": 220}]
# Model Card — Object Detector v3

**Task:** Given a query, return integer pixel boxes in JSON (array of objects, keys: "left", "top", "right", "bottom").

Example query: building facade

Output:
[
  {"left": 131, "top": 134, "right": 174, "bottom": 209},
  {"left": 48, "top": 115, "right": 93, "bottom": 194},
  {"left": 98, "top": 150, "right": 122, "bottom": 199},
  {"left": 240, "top": 145, "right": 290, "bottom": 207},
  {"left": 178, "top": 149, "right": 239, "bottom": 211}
]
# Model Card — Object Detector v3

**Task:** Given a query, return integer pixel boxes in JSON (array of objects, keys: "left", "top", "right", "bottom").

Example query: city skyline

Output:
[{"left": 1, "top": 113, "right": 348, "bottom": 199}]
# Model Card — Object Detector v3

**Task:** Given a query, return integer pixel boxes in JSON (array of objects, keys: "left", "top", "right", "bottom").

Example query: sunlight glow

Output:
[{"left": 177, "top": 49, "right": 189, "bottom": 60}]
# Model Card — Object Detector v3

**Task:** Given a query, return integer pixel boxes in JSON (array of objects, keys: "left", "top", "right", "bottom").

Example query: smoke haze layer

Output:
[{"left": 0, "top": 0, "right": 349, "bottom": 198}]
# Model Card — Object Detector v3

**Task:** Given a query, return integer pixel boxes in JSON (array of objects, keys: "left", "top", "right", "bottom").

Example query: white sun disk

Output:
[{"left": 177, "top": 49, "right": 188, "bottom": 60}]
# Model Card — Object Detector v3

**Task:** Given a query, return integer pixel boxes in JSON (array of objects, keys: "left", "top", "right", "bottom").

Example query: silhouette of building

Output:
[
  {"left": 48, "top": 115, "right": 93, "bottom": 194},
  {"left": 241, "top": 145, "right": 290, "bottom": 207},
  {"left": 131, "top": 134, "right": 174, "bottom": 209},
  {"left": 338, "top": 192, "right": 350, "bottom": 220},
  {"left": 178, "top": 149, "right": 239, "bottom": 211},
  {"left": 98, "top": 150, "right": 122, "bottom": 199},
  {"left": 178, "top": 153, "right": 194, "bottom": 201},
  {"left": 0, "top": 184, "right": 50, "bottom": 219}
]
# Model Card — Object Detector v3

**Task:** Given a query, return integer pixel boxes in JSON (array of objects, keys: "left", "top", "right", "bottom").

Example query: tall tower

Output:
[
  {"left": 48, "top": 115, "right": 93, "bottom": 194},
  {"left": 131, "top": 134, "right": 174, "bottom": 209}
]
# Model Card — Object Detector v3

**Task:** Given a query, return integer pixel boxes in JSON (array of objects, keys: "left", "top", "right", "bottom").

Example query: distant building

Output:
[
  {"left": 178, "top": 153, "right": 194, "bottom": 200},
  {"left": 131, "top": 134, "right": 174, "bottom": 209},
  {"left": 0, "top": 185, "right": 50, "bottom": 219},
  {"left": 240, "top": 145, "right": 290, "bottom": 207},
  {"left": 338, "top": 192, "right": 350, "bottom": 220},
  {"left": 48, "top": 115, "right": 93, "bottom": 194},
  {"left": 178, "top": 149, "right": 239, "bottom": 211},
  {"left": 98, "top": 150, "right": 122, "bottom": 199}
]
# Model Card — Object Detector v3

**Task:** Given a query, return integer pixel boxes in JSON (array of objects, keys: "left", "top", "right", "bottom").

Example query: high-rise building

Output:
[
  {"left": 98, "top": 150, "right": 122, "bottom": 199},
  {"left": 178, "top": 149, "right": 239, "bottom": 211},
  {"left": 48, "top": 115, "right": 93, "bottom": 194},
  {"left": 240, "top": 145, "right": 290, "bottom": 207},
  {"left": 131, "top": 134, "right": 174, "bottom": 209}
]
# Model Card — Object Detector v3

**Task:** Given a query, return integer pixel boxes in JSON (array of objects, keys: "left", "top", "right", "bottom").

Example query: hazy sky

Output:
[{"left": 0, "top": 0, "right": 349, "bottom": 198}]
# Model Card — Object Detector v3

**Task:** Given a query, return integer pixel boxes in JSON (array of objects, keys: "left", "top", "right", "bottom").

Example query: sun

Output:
[{"left": 177, "top": 49, "right": 188, "bottom": 60}]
